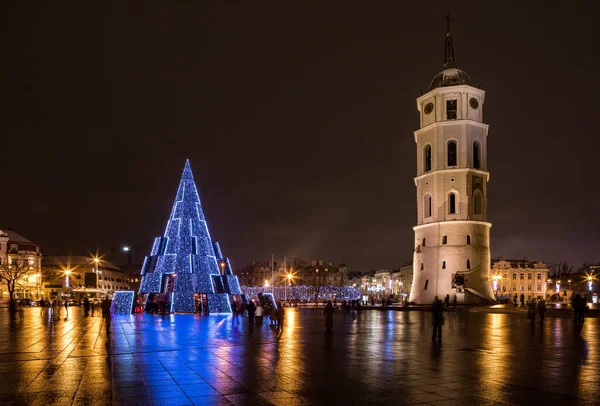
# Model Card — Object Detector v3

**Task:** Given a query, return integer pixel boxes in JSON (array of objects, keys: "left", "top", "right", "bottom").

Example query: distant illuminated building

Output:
[{"left": 489, "top": 259, "right": 549, "bottom": 301}]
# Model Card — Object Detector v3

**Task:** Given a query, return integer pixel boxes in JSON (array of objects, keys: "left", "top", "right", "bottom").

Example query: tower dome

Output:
[
  {"left": 429, "top": 67, "right": 471, "bottom": 90},
  {"left": 429, "top": 26, "right": 471, "bottom": 90}
]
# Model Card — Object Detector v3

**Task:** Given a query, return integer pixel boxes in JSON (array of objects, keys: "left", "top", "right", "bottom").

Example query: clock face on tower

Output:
[
  {"left": 424, "top": 103, "right": 434, "bottom": 114},
  {"left": 469, "top": 98, "right": 479, "bottom": 109}
]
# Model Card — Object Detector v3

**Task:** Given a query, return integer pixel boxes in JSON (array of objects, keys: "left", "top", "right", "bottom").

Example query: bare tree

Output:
[
  {"left": 0, "top": 258, "right": 35, "bottom": 319},
  {"left": 548, "top": 262, "right": 574, "bottom": 280}
]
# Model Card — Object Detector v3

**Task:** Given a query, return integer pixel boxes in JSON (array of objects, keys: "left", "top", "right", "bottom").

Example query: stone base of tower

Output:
[{"left": 409, "top": 221, "right": 495, "bottom": 305}]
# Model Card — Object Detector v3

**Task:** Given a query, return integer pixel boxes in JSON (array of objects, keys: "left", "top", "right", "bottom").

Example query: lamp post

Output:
[
  {"left": 286, "top": 273, "right": 293, "bottom": 301},
  {"left": 492, "top": 275, "right": 500, "bottom": 298},
  {"left": 64, "top": 269, "right": 72, "bottom": 300}
]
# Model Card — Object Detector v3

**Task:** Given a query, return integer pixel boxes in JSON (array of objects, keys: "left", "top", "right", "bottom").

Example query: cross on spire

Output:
[{"left": 443, "top": 12, "right": 454, "bottom": 34}]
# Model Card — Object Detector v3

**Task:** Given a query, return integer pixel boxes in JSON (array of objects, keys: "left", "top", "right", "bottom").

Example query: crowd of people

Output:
[{"left": 232, "top": 298, "right": 286, "bottom": 330}]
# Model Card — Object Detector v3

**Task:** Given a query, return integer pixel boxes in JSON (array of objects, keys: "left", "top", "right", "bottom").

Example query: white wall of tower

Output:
[{"left": 409, "top": 84, "right": 495, "bottom": 304}]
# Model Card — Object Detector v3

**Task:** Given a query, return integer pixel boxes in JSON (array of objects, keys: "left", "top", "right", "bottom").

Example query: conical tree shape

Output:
[{"left": 139, "top": 160, "right": 237, "bottom": 313}]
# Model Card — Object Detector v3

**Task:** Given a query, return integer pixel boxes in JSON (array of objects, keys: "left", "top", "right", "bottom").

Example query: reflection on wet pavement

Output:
[{"left": 1, "top": 307, "right": 598, "bottom": 405}]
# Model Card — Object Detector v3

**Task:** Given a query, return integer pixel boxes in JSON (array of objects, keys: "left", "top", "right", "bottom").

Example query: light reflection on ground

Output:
[{"left": 0, "top": 307, "right": 597, "bottom": 405}]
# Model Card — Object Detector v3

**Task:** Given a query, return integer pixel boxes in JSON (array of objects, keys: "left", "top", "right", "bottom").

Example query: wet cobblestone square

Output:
[{"left": 1, "top": 307, "right": 598, "bottom": 405}]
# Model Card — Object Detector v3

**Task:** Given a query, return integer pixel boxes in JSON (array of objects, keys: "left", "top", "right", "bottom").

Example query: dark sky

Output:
[{"left": 2, "top": 1, "right": 600, "bottom": 270}]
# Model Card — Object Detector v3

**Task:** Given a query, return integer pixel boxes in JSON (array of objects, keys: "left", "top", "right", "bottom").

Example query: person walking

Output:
[
  {"left": 527, "top": 301, "right": 537, "bottom": 324},
  {"left": 572, "top": 294, "right": 586, "bottom": 326},
  {"left": 520, "top": 294, "right": 525, "bottom": 307},
  {"left": 276, "top": 301, "right": 285, "bottom": 331},
  {"left": 444, "top": 294, "right": 450, "bottom": 307},
  {"left": 453, "top": 294, "right": 457, "bottom": 307},
  {"left": 255, "top": 303, "right": 264, "bottom": 325},
  {"left": 83, "top": 298, "right": 90, "bottom": 316},
  {"left": 537, "top": 299, "right": 547, "bottom": 324},
  {"left": 247, "top": 300, "right": 256, "bottom": 326},
  {"left": 64, "top": 300, "right": 69, "bottom": 317},
  {"left": 232, "top": 300, "right": 240, "bottom": 325},
  {"left": 101, "top": 296, "right": 112, "bottom": 334},
  {"left": 324, "top": 300, "right": 334, "bottom": 331},
  {"left": 431, "top": 298, "right": 444, "bottom": 340}
]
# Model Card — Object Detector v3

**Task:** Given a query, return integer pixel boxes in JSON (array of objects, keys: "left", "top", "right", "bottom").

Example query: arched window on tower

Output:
[
  {"left": 449, "top": 193, "right": 457, "bottom": 214},
  {"left": 473, "top": 190, "right": 482, "bottom": 215},
  {"left": 447, "top": 141, "right": 457, "bottom": 166},
  {"left": 467, "top": 235, "right": 471, "bottom": 245},
  {"left": 467, "top": 259, "right": 471, "bottom": 269},
  {"left": 424, "top": 279, "right": 429, "bottom": 290},
  {"left": 424, "top": 145, "right": 432, "bottom": 172},
  {"left": 424, "top": 195, "right": 432, "bottom": 218},
  {"left": 473, "top": 141, "right": 481, "bottom": 169},
  {"left": 442, "top": 235, "right": 447, "bottom": 245},
  {"left": 421, "top": 263, "right": 424, "bottom": 271},
  {"left": 442, "top": 261, "right": 446, "bottom": 269},
  {"left": 422, "top": 238, "right": 426, "bottom": 247}
]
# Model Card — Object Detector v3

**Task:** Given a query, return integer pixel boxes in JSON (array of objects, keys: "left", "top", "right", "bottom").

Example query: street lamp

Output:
[
  {"left": 492, "top": 274, "right": 500, "bottom": 297},
  {"left": 220, "top": 261, "right": 226, "bottom": 275},
  {"left": 285, "top": 273, "right": 293, "bottom": 301},
  {"left": 64, "top": 269, "right": 72, "bottom": 289}
]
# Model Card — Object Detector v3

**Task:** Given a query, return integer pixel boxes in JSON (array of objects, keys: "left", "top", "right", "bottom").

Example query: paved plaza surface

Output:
[{"left": 0, "top": 307, "right": 598, "bottom": 405}]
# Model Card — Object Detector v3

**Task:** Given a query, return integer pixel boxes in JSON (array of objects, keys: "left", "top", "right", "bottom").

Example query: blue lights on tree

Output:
[
  {"left": 139, "top": 160, "right": 241, "bottom": 313},
  {"left": 112, "top": 291, "right": 135, "bottom": 314}
]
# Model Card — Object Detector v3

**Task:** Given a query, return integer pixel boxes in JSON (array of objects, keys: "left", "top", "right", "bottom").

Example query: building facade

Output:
[
  {"left": 410, "top": 25, "right": 494, "bottom": 304},
  {"left": 490, "top": 259, "right": 548, "bottom": 302},
  {"left": 42, "top": 256, "right": 129, "bottom": 300},
  {"left": 236, "top": 259, "right": 348, "bottom": 288},
  {"left": 0, "top": 229, "right": 43, "bottom": 301}
]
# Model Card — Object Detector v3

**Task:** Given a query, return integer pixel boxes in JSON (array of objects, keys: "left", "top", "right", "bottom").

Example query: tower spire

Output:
[{"left": 442, "top": 12, "right": 456, "bottom": 69}]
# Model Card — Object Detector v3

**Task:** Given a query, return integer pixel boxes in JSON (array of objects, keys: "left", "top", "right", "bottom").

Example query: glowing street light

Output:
[
  {"left": 264, "top": 280, "right": 269, "bottom": 287},
  {"left": 220, "top": 261, "right": 226, "bottom": 275},
  {"left": 64, "top": 268, "right": 72, "bottom": 289},
  {"left": 122, "top": 246, "right": 130, "bottom": 252}
]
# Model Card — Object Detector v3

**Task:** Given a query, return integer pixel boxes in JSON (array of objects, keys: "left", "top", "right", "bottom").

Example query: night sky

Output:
[{"left": 3, "top": 2, "right": 599, "bottom": 270}]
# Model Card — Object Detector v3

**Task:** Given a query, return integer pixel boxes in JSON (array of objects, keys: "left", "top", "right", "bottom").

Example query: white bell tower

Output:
[{"left": 409, "top": 19, "right": 495, "bottom": 304}]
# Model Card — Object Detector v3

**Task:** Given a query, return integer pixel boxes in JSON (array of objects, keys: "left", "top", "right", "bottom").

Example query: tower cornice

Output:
[
  {"left": 413, "top": 220, "right": 492, "bottom": 231},
  {"left": 417, "top": 85, "right": 485, "bottom": 108},
  {"left": 414, "top": 120, "right": 489, "bottom": 142},
  {"left": 413, "top": 168, "right": 490, "bottom": 185}
]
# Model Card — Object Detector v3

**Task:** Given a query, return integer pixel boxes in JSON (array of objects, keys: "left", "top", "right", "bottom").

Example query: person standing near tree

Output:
[
  {"left": 247, "top": 300, "right": 256, "bottom": 326},
  {"left": 101, "top": 296, "right": 112, "bottom": 334}
]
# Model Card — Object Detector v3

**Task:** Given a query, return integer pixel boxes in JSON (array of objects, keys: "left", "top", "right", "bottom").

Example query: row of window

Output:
[
  {"left": 101, "top": 285, "right": 129, "bottom": 290},
  {"left": 422, "top": 235, "right": 471, "bottom": 246},
  {"left": 423, "top": 190, "right": 482, "bottom": 217},
  {"left": 511, "top": 273, "right": 543, "bottom": 280},
  {"left": 420, "top": 259, "right": 471, "bottom": 271},
  {"left": 423, "top": 141, "right": 481, "bottom": 172}
]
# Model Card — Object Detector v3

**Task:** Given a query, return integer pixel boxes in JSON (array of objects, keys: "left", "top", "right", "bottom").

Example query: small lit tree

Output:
[{"left": 0, "top": 258, "right": 34, "bottom": 319}]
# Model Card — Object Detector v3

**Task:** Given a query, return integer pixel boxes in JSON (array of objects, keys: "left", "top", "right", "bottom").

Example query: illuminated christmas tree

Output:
[{"left": 139, "top": 160, "right": 241, "bottom": 313}]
